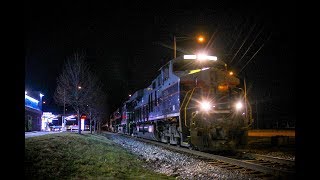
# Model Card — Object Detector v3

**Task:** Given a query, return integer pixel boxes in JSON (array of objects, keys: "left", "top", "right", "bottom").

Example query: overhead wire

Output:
[
  {"left": 239, "top": 32, "right": 272, "bottom": 73},
  {"left": 229, "top": 22, "right": 257, "bottom": 65},
  {"left": 235, "top": 25, "right": 265, "bottom": 67}
]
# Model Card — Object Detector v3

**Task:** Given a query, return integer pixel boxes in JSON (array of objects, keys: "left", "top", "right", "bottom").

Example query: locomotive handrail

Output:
[
  {"left": 179, "top": 90, "right": 192, "bottom": 111},
  {"left": 184, "top": 87, "right": 199, "bottom": 128},
  {"left": 180, "top": 89, "right": 192, "bottom": 128}
]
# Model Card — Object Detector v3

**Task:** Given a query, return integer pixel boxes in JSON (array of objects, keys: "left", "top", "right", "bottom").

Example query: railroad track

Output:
[{"left": 113, "top": 133, "right": 295, "bottom": 179}]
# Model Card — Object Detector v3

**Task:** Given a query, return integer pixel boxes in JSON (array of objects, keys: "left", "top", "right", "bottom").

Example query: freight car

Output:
[{"left": 110, "top": 54, "right": 252, "bottom": 151}]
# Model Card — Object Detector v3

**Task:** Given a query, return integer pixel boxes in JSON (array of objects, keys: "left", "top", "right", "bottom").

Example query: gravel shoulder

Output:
[
  {"left": 102, "top": 132, "right": 265, "bottom": 180},
  {"left": 241, "top": 137, "right": 296, "bottom": 161}
]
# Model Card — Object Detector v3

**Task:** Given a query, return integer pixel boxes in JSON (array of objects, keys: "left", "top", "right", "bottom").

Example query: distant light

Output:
[
  {"left": 218, "top": 85, "right": 228, "bottom": 91},
  {"left": 81, "top": 118, "right": 85, "bottom": 130},
  {"left": 197, "top": 36, "right": 205, "bottom": 43},
  {"left": 129, "top": 94, "right": 131, "bottom": 97},
  {"left": 25, "top": 91, "right": 27, "bottom": 95},
  {"left": 78, "top": 86, "right": 82, "bottom": 89},
  {"left": 43, "top": 101, "right": 46, "bottom": 104},
  {"left": 40, "top": 93, "right": 44, "bottom": 97},
  {"left": 229, "top": 71, "right": 234, "bottom": 76},
  {"left": 87, "top": 105, "right": 89, "bottom": 106},
  {"left": 184, "top": 55, "right": 197, "bottom": 59}
]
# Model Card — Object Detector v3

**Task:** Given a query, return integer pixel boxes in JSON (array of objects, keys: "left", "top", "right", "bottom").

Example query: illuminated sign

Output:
[{"left": 25, "top": 95, "right": 40, "bottom": 111}]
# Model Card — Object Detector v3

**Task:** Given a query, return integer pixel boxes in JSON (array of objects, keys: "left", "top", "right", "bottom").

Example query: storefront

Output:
[{"left": 25, "top": 91, "right": 44, "bottom": 131}]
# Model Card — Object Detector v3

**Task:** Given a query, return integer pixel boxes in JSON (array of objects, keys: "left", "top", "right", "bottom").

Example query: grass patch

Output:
[{"left": 25, "top": 132, "right": 174, "bottom": 179}]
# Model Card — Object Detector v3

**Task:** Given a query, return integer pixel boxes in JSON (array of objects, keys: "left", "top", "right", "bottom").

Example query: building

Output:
[{"left": 25, "top": 91, "right": 44, "bottom": 131}]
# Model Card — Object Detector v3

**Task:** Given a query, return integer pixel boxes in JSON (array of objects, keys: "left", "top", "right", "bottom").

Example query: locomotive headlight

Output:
[
  {"left": 200, "top": 101, "right": 212, "bottom": 111},
  {"left": 235, "top": 101, "right": 243, "bottom": 110}
]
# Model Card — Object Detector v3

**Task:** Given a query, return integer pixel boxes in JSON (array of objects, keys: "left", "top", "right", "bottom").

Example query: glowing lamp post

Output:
[{"left": 173, "top": 35, "right": 205, "bottom": 59}]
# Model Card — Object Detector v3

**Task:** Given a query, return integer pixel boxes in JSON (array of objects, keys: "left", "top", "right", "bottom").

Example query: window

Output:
[
  {"left": 157, "top": 76, "right": 161, "bottom": 86},
  {"left": 152, "top": 82, "right": 156, "bottom": 89},
  {"left": 163, "top": 64, "right": 169, "bottom": 82},
  {"left": 154, "top": 91, "right": 157, "bottom": 106}
]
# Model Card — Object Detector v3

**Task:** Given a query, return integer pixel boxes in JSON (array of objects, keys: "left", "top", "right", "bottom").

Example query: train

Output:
[{"left": 110, "top": 54, "right": 252, "bottom": 151}]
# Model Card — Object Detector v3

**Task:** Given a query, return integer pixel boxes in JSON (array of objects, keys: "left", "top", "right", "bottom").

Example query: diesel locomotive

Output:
[{"left": 110, "top": 54, "right": 252, "bottom": 151}]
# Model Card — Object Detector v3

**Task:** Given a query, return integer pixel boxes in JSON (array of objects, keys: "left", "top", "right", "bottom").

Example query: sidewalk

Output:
[
  {"left": 25, "top": 130, "right": 92, "bottom": 138},
  {"left": 25, "top": 131, "right": 63, "bottom": 138}
]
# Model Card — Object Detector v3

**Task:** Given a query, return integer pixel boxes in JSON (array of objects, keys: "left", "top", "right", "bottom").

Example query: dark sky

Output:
[{"left": 25, "top": 1, "right": 295, "bottom": 127}]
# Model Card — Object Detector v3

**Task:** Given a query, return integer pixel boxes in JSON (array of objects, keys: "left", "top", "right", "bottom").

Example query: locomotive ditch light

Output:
[
  {"left": 199, "top": 100, "right": 212, "bottom": 111},
  {"left": 235, "top": 101, "right": 243, "bottom": 110}
]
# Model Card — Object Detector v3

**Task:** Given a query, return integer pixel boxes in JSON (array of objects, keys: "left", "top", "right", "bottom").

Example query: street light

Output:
[
  {"left": 197, "top": 35, "right": 205, "bottom": 43},
  {"left": 173, "top": 34, "right": 205, "bottom": 58}
]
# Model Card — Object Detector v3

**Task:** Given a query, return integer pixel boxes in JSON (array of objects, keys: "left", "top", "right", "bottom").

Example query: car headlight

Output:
[
  {"left": 235, "top": 101, "right": 243, "bottom": 110},
  {"left": 200, "top": 100, "right": 212, "bottom": 111}
]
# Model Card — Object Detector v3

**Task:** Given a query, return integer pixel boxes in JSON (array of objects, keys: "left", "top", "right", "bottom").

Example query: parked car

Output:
[{"left": 49, "top": 123, "right": 62, "bottom": 131}]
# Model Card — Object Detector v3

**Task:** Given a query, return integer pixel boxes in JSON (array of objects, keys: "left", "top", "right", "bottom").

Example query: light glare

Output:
[
  {"left": 235, "top": 102, "right": 243, "bottom": 110},
  {"left": 200, "top": 101, "right": 212, "bottom": 111},
  {"left": 207, "top": 56, "right": 217, "bottom": 61},
  {"left": 198, "top": 36, "right": 204, "bottom": 43},
  {"left": 184, "top": 55, "right": 197, "bottom": 59},
  {"left": 184, "top": 54, "right": 217, "bottom": 61},
  {"left": 197, "top": 54, "right": 207, "bottom": 60}
]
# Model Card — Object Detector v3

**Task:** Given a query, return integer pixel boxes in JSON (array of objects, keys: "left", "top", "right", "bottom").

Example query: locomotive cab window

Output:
[{"left": 163, "top": 64, "right": 169, "bottom": 82}]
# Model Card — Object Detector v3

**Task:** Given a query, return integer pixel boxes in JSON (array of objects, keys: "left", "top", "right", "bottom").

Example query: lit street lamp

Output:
[{"left": 173, "top": 35, "right": 205, "bottom": 58}]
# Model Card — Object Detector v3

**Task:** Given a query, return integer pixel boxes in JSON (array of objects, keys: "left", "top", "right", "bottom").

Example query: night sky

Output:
[{"left": 25, "top": 1, "right": 295, "bottom": 128}]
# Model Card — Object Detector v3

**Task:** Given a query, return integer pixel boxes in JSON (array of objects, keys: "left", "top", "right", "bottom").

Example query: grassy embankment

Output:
[{"left": 25, "top": 132, "right": 174, "bottom": 179}]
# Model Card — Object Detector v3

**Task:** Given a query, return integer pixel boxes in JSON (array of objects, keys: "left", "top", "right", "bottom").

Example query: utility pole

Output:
[
  {"left": 64, "top": 89, "right": 65, "bottom": 117},
  {"left": 89, "top": 107, "right": 92, "bottom": 134},
  {"left": 244, "top": 77, "right": 248, "bottom": 123},
  {"left": 256, "top": 99, "right": 259, "bottom": 129},
  {"left": 62, "top": 88, "right": 66, "bottom": 131},
  {"left": 173, "top": 35, "right": 176, "bottom": 59}
]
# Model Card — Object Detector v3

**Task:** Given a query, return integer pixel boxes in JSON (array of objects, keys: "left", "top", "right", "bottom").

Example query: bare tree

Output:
[
  {"left": 54, "top": 52, "right": 98, "bottom": 134},
  {"left": 82, "top": 85, "right": 107, "bottom": 134}
]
